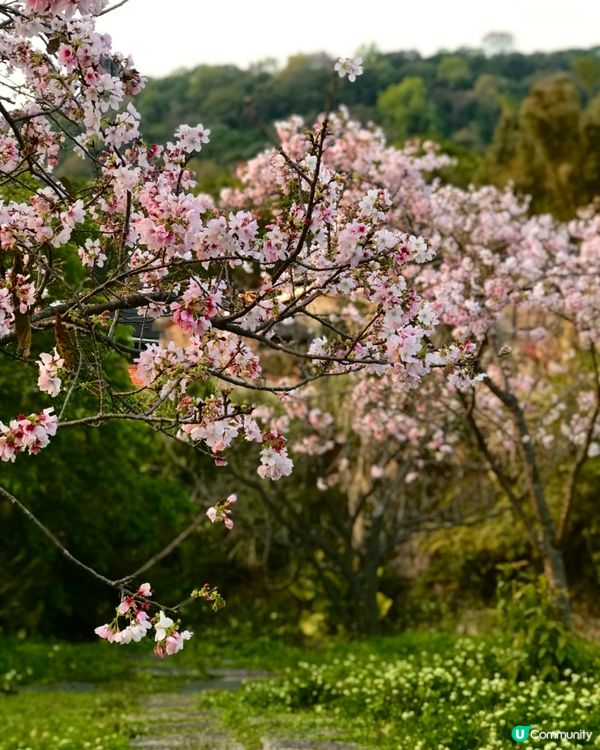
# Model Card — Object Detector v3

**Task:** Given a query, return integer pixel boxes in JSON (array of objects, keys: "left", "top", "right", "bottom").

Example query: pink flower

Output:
[
  {"left": 257, "top": 447, "right": 293, "bottom": 481},
  {"left": 154, "top": 611, "right": 174, "bottom": 641},
  {"left": 206, "top": 494, "right": 237, "bottom": 529},
  {"left": 137, "top": 582, "right": 152, "bottom": 597},
  {"left": 78, "top": 239, "right": 107, "bottom": 269},
  {"left": 116, "top": 599, "right": 131, "bottom": 614},
  {"left": 129, "top": 613, "right": 152, "bottom": 641},
  {"left": 57, "top": 45, "right": 75, "bottom": 67},
  {"left": 165, "top": 630, "right": 192, "bottom": 655},
  {"left": 25, "top": 0, "right": 50, "bottom": 11},
  {"left": 37, "top": 349, "right": 64, "bottom": 397},
  {"left": 61, "top": 200, "right": 85, "bottom": 230},
  {"left": 94, "top": 624, "right": 115, "bottom": 641},
  {"left": 175, "top": 124, "right": 210, "bottom": 154}
]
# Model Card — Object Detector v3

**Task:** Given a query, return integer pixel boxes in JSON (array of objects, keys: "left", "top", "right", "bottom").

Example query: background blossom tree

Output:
[{"left": 229, "top": 113, "right": 600, "bottom": 624}]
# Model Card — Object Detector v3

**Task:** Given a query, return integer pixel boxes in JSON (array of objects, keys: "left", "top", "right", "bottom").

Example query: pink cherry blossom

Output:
[
  {"left": 206, "top": 494, "right": 237, "bottom": 529},
  {"left": 37, "top": 349, "right": 64, "bottom": 397},
  {"left": 175, "top": 124, "right": 210, "bottom": 154},
  {"left": 78, "top": 238, "right": 107, "bottom": 269}
]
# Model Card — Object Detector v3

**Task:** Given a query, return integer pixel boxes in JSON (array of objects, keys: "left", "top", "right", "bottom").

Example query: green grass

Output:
[
  {"left": 0, "top": 637, "right": 137, "bottom": 689},
  {"left": 0, "top": 690, "right": 132, "bottom": 750},
  {"left": 2, "top": 631, "right": 600, "bottom": 750}
]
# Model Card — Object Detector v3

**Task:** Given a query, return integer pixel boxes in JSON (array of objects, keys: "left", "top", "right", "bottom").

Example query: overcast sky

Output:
[{"left": 99, "top": 0, "right": 600, "bottom": 77}]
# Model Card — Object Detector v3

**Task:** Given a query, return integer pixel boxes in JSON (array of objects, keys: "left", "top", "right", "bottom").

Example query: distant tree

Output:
[
  {"left": 436, "top": 55, "right": 472, "bottom": 88},
  {"left": 377, "top": 77, "right": 439, "bottom": 140},
  {"left": 570, "top": 53, "right": 600, "bottom": 96},
  {"left": 484, "top": 75, "right": 589, "bottom": 216},
  {"left": 471, "top": 74, "right": 503, "bottom": 143},
  {"left": 581, "top": 94, "right": 600, "bottom": 192},
  {"left": 483, "top": 103, "right": 520, "bottom": 184}
]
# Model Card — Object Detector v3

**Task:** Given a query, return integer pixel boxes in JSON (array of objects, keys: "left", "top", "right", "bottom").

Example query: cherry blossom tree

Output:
[
  {"left": 0, "top": 1, "right": 456, "bottom": 649},
  {"left": 227, "top": 110, "right": 600, "bottom": 624},
  {"left": 420, "top": 195, "right": 600, "bottom": 624}
]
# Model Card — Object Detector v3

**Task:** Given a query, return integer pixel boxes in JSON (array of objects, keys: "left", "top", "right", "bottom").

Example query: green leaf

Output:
[{"left": 46, "top": 37, "right": 61, "bottom": 55}]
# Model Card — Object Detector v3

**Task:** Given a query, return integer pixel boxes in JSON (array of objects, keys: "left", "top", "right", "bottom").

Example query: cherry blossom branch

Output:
[
  {"left": 0, "top": 483, "right": 207, "bottom": 612},
  {"left": 0, "top": 99, "right": 68, "bottom": 199},
  {"left": 271, "top": 118, "right": 329, "bottom": 285},
  {"left": 96, "top": 0, "right": 131, "bottom": 16},
  {"left": 0, "top": 484, "right": 116, "bottom": 588}
]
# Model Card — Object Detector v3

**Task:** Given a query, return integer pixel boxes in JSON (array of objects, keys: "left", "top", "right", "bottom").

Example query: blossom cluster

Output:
[
  {"left": 257, "top": 432, "right": 293, "bottom": 480},
  {"left": 0, "top": 409, "right": 58, "bottom": 462},
  {"left": 206, "top": 494, "right": 237, "bottom": 529},
  {"left": 94, "top": 582, "right": 192, "bottom": 657}
]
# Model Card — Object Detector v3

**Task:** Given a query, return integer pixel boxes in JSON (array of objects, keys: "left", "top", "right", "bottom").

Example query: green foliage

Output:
[
  {"left": 377, "top": 77, "right": 439, "bottom": 140},
  {"left": 496, "top": 566, "right": 592, "bottom": 681},
  {"left": 436, "top": 55, "right": 472, "bottom": 88},
  {"left": 0, "top": 638, "right": 135, "bottom": 688},
  {"left": 133, "top": 46, "right": 600, "bottom": 167},
  {"left": 483, "top": 72, "right": 600, "bottom": 216},
  {"left": 571, "top": 54, "right": 600, "bottom": 95}
]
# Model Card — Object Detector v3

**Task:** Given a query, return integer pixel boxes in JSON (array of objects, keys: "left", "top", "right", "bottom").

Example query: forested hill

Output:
[
  {"left": 135, "top": 46, "right": 600, "bottom": 158},
  {"left": 127, "top": 46, "right": 600, "bottom": 216}
]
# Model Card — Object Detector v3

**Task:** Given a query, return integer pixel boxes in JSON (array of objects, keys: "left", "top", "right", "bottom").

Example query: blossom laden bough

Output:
[{"left": 0, "top": 409, "right": 58, "bottom": 462}]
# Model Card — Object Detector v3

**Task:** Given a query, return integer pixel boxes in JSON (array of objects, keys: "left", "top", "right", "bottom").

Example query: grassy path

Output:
[
  {"left": 130, "top": 691, "right": 244, "bottom": 749},
  {"left": 127, "top": 664, "right": 358, "bottom": 750}
]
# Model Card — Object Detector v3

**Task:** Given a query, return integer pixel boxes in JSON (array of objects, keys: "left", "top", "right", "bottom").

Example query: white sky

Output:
[{"left": 99, "top": 0, "right": 600, "bottom": 77}]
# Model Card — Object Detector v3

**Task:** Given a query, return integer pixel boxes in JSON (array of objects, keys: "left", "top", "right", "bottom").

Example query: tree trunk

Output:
[
  {"left": 511, "top": 397, "right": 571, "bottom": 624},
  {"left": 483, "top": 379, "right": 572, "bottom": 624},
  {"left": 540, "top": 538, "right": 571, "bottom": 625},
  {"left": 349, "top": 564, "right": 381, "bottom": 635}
]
